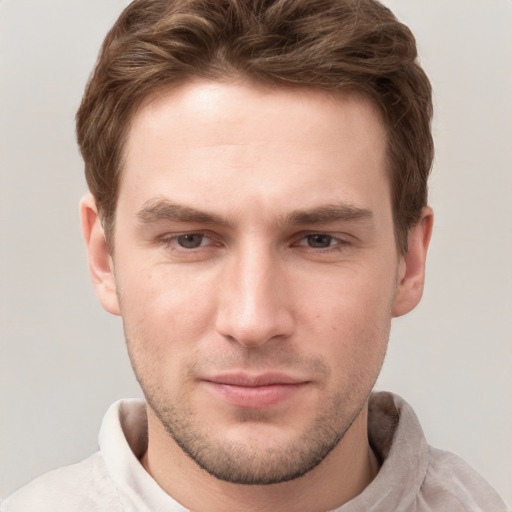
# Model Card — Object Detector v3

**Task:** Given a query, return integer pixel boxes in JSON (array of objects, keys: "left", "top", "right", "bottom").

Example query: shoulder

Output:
[
  {"left": 419, "top": 447, "right": 509, "bottom": 511},
  {"left": 1, "top": 452, "right": 122, "bottom": 512}
]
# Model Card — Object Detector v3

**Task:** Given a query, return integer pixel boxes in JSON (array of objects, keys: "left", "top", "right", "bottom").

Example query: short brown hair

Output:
[{"left": 76, "top": 0, "right": 433, "bottom": 253}]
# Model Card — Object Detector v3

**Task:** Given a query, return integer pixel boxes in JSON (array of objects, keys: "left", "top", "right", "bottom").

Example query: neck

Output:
[{"left": 141, "top": 405, "right": 379, "bottom": 512}]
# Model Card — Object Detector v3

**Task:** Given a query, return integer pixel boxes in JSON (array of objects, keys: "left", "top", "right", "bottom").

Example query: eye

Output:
[
  {"left": 156, "top": 231, "right": 222, "bottom": 261},
  {"left": 175, "top": 233, "right": 207, "bottom": 249},
  {"left": 302, "top": 234, "right": 337, "bottom": 248}
]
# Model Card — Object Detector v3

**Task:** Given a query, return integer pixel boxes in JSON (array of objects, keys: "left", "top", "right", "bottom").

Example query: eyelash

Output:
[
  {"left": 158, "top": 231, "right": 351, "bottom": 253},
  {"left": 295, "top": 233, "right": 350, "bottom": 250},
  {"left": 159, "top": 232, "right": 218, "bottom": 251}
]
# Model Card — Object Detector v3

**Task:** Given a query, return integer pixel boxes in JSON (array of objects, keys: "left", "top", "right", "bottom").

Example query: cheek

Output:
[
  {"left": 116, "top": 264, "right": 216, "bottom": 357},
  {"left": 297, "top": 265, "right": 395, "bottom": 373},
  {"left": 118, "top": 270, "right": 216, "bottom": 397},
  {"left": 299, "top": 259, "right": 397, "bottom": 324}
]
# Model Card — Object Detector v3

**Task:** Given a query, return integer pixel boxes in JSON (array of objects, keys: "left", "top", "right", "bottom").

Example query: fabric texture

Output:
[{"left": 2, "top": 392, "right": 508, "bottom": 512}]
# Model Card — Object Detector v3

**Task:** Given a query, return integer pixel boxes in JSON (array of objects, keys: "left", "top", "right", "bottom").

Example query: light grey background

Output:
[{"left": 1, "top": 0, "right": 511, "bottom": 505}]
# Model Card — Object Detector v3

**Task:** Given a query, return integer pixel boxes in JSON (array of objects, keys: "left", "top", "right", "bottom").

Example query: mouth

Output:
[{"left": 202, "top": 373, "right": 310, "bottom": 409}]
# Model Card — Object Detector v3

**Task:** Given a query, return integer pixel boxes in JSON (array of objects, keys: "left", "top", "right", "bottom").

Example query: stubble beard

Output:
[
  {"left": 123, "top": 310, "right": 389, "bottom": 486},
  {"left": 139, "top": 376, "right": 369, "bottom": 485}
]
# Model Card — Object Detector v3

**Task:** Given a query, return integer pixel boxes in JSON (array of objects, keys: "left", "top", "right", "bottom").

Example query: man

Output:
[{"left": 2, "top": 0, "right": 508, "bottom": 511}]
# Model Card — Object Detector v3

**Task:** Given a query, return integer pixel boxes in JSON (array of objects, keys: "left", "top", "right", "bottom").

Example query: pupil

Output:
[
  {"left": 178, "top": 234, "right": 203, "bottom": 248},
  {"left": 308, "top": 234, "right": 332, "bottom": 248}
]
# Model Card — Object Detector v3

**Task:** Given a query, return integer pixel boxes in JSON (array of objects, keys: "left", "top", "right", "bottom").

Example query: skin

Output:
[{"left": 81, "top": 79, "right": 432, "bottom": 512}]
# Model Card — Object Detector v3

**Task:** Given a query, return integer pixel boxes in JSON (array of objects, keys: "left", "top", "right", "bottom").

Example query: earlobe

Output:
[
  {"left": 80, "top": 194, "right": 121, "bottom": 316},
  {"left": 392, "top": 207, "right": 434, "bottom": 317}
]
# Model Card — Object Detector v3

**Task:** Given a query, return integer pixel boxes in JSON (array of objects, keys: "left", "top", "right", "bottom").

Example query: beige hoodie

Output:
[{"left": 2, "top": 393, "right": 508, "bottom": 512}]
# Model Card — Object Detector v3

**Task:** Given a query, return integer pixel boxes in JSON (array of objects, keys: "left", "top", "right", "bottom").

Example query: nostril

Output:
[{"left": 215, "top": 302, "right": 295, "bottom": 348}]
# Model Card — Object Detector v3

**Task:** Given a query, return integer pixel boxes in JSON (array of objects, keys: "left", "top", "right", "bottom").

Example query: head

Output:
[
  {"left": 77, "top": 0, "right": 433, "bottom": 255},
  {"left": 78, "top": 0, "right": 433, "bottom": 493}
]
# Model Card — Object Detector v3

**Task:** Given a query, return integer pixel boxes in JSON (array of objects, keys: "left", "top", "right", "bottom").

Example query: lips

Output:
[{"left": 202, "top": 373, "right": 309, "bottom": 409}]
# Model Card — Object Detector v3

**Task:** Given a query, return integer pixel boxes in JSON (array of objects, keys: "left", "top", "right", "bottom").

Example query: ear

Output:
[
  {"left": 80, "top": 194, "right": 121, "bottom": 316},
  {"left": 392, "top": 207, "right": 433, "bottom": 317}
]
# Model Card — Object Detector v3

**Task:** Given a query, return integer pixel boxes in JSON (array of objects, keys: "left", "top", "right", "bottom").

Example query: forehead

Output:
[
  {"left": 128, "top": 80, "right": 386, "bottom": 154},
  {"left": 119, "top": 80, "right": 390, "bottom": 222}
]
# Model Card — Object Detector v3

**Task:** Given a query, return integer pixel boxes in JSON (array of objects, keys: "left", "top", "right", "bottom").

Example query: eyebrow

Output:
[
  {"left": 287, "top": 204, "right": 374, "bottom": 225},
  {"left": 137, "top": 198, "right": 229, "bottom": 225},
  {"left": 136, "top": 198, "right": 373, "bottom": 227}
]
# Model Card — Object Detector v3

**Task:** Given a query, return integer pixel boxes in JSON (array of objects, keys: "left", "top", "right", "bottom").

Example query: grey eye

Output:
[
  {"left": 177, "top": 234, "right": 204, "bottom": 248},
  {"left": 306, "top": 234, "right": 333, "bottom": 248}
]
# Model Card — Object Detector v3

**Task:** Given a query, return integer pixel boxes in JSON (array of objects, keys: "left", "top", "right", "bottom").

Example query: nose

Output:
[{"left": 215, "top": 245, "right": 295, "bottom": 348}]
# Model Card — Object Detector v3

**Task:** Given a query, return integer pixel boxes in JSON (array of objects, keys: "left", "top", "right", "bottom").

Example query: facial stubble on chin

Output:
[
  {"left": 148, "top": 390, "right": 366, "bottom": 485},
  {"left": 127, "top": 342, "right": 380, "bottom": 486}
]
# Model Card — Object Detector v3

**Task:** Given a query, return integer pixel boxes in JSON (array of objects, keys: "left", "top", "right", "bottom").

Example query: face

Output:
[{"left": 83, "top": 80, "right": 429, "bottom": 485}]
